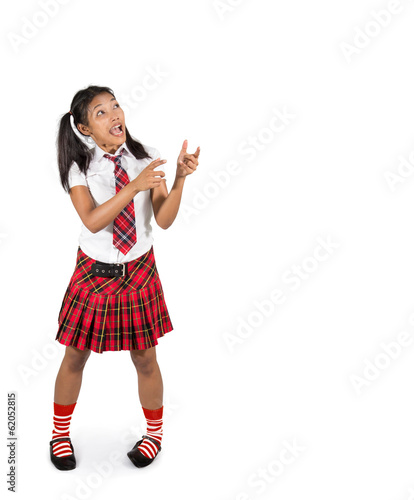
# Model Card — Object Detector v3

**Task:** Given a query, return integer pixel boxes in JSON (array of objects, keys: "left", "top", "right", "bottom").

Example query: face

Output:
[{"left": 77, "top": 92, "right": 126, "bottom": 154}]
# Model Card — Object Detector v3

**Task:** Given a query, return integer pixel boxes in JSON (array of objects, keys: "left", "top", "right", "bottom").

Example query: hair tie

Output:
[{"left": 69, "top": 111, "right": 72, "bottom": 115}]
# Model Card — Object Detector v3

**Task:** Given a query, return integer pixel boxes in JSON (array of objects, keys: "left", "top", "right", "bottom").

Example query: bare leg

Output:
[
  {"left": 54, "top": 345, "right": 92, "bottom": 404},
  {"left": 130, "top": 346, "right": 163, "bottom": 409}
]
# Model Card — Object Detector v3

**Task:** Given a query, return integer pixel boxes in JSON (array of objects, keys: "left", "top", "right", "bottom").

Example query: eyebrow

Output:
[{"left": 93, "top": 97, "right": 116, "bottom": 111}]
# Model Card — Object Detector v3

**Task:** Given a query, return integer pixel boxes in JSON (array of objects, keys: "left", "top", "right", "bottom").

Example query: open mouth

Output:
[{"left": 109, "top": 124, "right": 124, "bottom": 137}]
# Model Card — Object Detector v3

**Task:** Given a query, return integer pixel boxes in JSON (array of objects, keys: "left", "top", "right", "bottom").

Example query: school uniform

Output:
[{"left": 55, "top": 141, "right": 173, "bottom": 353}]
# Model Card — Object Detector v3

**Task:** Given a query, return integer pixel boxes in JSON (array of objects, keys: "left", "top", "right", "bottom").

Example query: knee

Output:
[
  {"left": 130, "top": 349, "right": 156, "bottom": 375},
  {"left": 64, "top": 347, "right": 91, "bottom": 371}
]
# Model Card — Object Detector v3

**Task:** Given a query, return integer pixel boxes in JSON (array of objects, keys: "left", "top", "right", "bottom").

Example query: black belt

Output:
[{"left": 91, "top": 261, "right": 127, "bottom": 277}]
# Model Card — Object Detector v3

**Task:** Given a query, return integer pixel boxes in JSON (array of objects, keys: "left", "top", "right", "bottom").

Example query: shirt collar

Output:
[{"left": 92, "top": 141, "right": 133, "bottom": 163}]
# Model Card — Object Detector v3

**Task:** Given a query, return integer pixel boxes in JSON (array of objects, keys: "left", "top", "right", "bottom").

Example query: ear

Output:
[{"left": 77, "top": 123, "right": 91, "bottom": 137}]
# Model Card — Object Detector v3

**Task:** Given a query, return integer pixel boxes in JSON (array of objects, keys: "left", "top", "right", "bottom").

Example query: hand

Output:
[
  {"left": 176, "top": 140, "right": 200, "bottom": 178},
  {"left": 131, "top": 158, "right": 166, "bottom": 192}
]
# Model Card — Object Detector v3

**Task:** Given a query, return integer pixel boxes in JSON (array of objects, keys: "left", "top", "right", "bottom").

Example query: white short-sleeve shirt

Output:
[{"left": 68, "top": 141, "right": 161, "bottom": 263}]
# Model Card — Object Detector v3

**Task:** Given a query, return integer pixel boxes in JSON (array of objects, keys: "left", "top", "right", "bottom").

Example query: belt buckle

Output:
[{"left": 114, "top": 262, "right": 126, "bottom": 277}]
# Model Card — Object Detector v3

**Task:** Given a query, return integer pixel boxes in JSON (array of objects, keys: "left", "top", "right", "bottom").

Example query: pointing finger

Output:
[
  {"left": 180, "top": 139, "right": 188, "bottom": 154},
  {"left": 149, "top": 158, "right": 167, "bottom": 169}
]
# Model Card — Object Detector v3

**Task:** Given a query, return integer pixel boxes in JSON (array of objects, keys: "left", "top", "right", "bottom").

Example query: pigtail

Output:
[
  {"left": 56, "top": 112, "right": 93, "bottom": 194},
  {"left": 125, "top": 127, "right": 152, "bottom": 161}
]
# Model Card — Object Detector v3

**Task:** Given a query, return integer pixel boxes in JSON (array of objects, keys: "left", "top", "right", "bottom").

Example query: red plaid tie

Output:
[{"left": 103, "top": 148, "right": 137, "bottom": 255}]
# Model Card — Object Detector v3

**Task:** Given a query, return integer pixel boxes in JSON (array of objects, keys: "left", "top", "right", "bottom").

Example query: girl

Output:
[{"left": 50, "top": 85, "right": 200, "bottom": 471}]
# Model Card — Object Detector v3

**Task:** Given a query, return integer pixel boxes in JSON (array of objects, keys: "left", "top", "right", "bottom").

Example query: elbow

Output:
[
  {"left": 84, "top": 216, "right": 99, "bottom": 234},
  {"left": 88, "top": 222, "right": 101, "bottom": 234},
  {"left": 154, "top": 215, "right": 169, "bottom": 230},
  {"left": 85, "top": 224, "right": 97, "bottom": 234},
  {"left": 158, "top": 219, "right": 171, "bottom": 230},
  {"left": 159, "top": 222, "right": 170, "bottom": 230}
]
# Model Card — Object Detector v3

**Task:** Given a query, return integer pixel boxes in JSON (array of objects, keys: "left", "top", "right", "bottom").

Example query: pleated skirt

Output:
[{"left": 55, "top": 245, "right": 173, "bottom": 353}]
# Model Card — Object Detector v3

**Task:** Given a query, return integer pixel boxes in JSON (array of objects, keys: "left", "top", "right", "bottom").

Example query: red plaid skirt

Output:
[{"left": 55, "top": 245, "right": 173, "bottom": 353}]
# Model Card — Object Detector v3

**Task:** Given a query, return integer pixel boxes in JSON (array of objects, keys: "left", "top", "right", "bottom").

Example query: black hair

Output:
[{"left": 56, "top": 85, "right": 151, "bottom": 193}]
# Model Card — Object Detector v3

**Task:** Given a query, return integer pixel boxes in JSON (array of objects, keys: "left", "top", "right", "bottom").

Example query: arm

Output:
[
  {"left": 150, "top": 176, "right": 185, "bottom": 230},
  {"left": 69, "top": 183, "right": 139, "bottom": 234},
  {"left": 69, "top": 157, "right": 167, "bottom": 233},
  {"left": 150, "top": 140, "right": 200, "bottom": 229}
]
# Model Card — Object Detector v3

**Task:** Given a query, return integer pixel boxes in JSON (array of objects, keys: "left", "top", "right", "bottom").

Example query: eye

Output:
[{"left": 97, "top": 103, "right": 120, "bottom": 116}]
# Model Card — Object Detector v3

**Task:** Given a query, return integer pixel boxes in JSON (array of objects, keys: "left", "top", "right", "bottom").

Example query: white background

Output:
[{"left": 2, "top": 0, "right": 414, "bottom": 498}]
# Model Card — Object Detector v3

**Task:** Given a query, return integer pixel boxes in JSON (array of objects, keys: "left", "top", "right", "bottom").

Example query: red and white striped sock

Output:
[
  {"left": 51, "top": 402, "right": 77, "bottom": 458},
  {"left": 137, "top": 405, "right": 163, "bottom": 459}
]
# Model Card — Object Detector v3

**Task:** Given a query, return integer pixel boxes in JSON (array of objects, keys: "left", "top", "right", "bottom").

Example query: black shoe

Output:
[
  {"left": 127, "top": 435, "right": 162, "bottom": 468},
  {"left": 50, "top": 437, "right": 76, "bottom": 471}
]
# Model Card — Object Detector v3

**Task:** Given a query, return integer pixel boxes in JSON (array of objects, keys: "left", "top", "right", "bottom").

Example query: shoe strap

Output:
[
  {"left": 142, "top": 434, "right": 161, "bottom": 450},
  {"left": 50, "top": 437, "right": 72, "bottom": 445}
]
